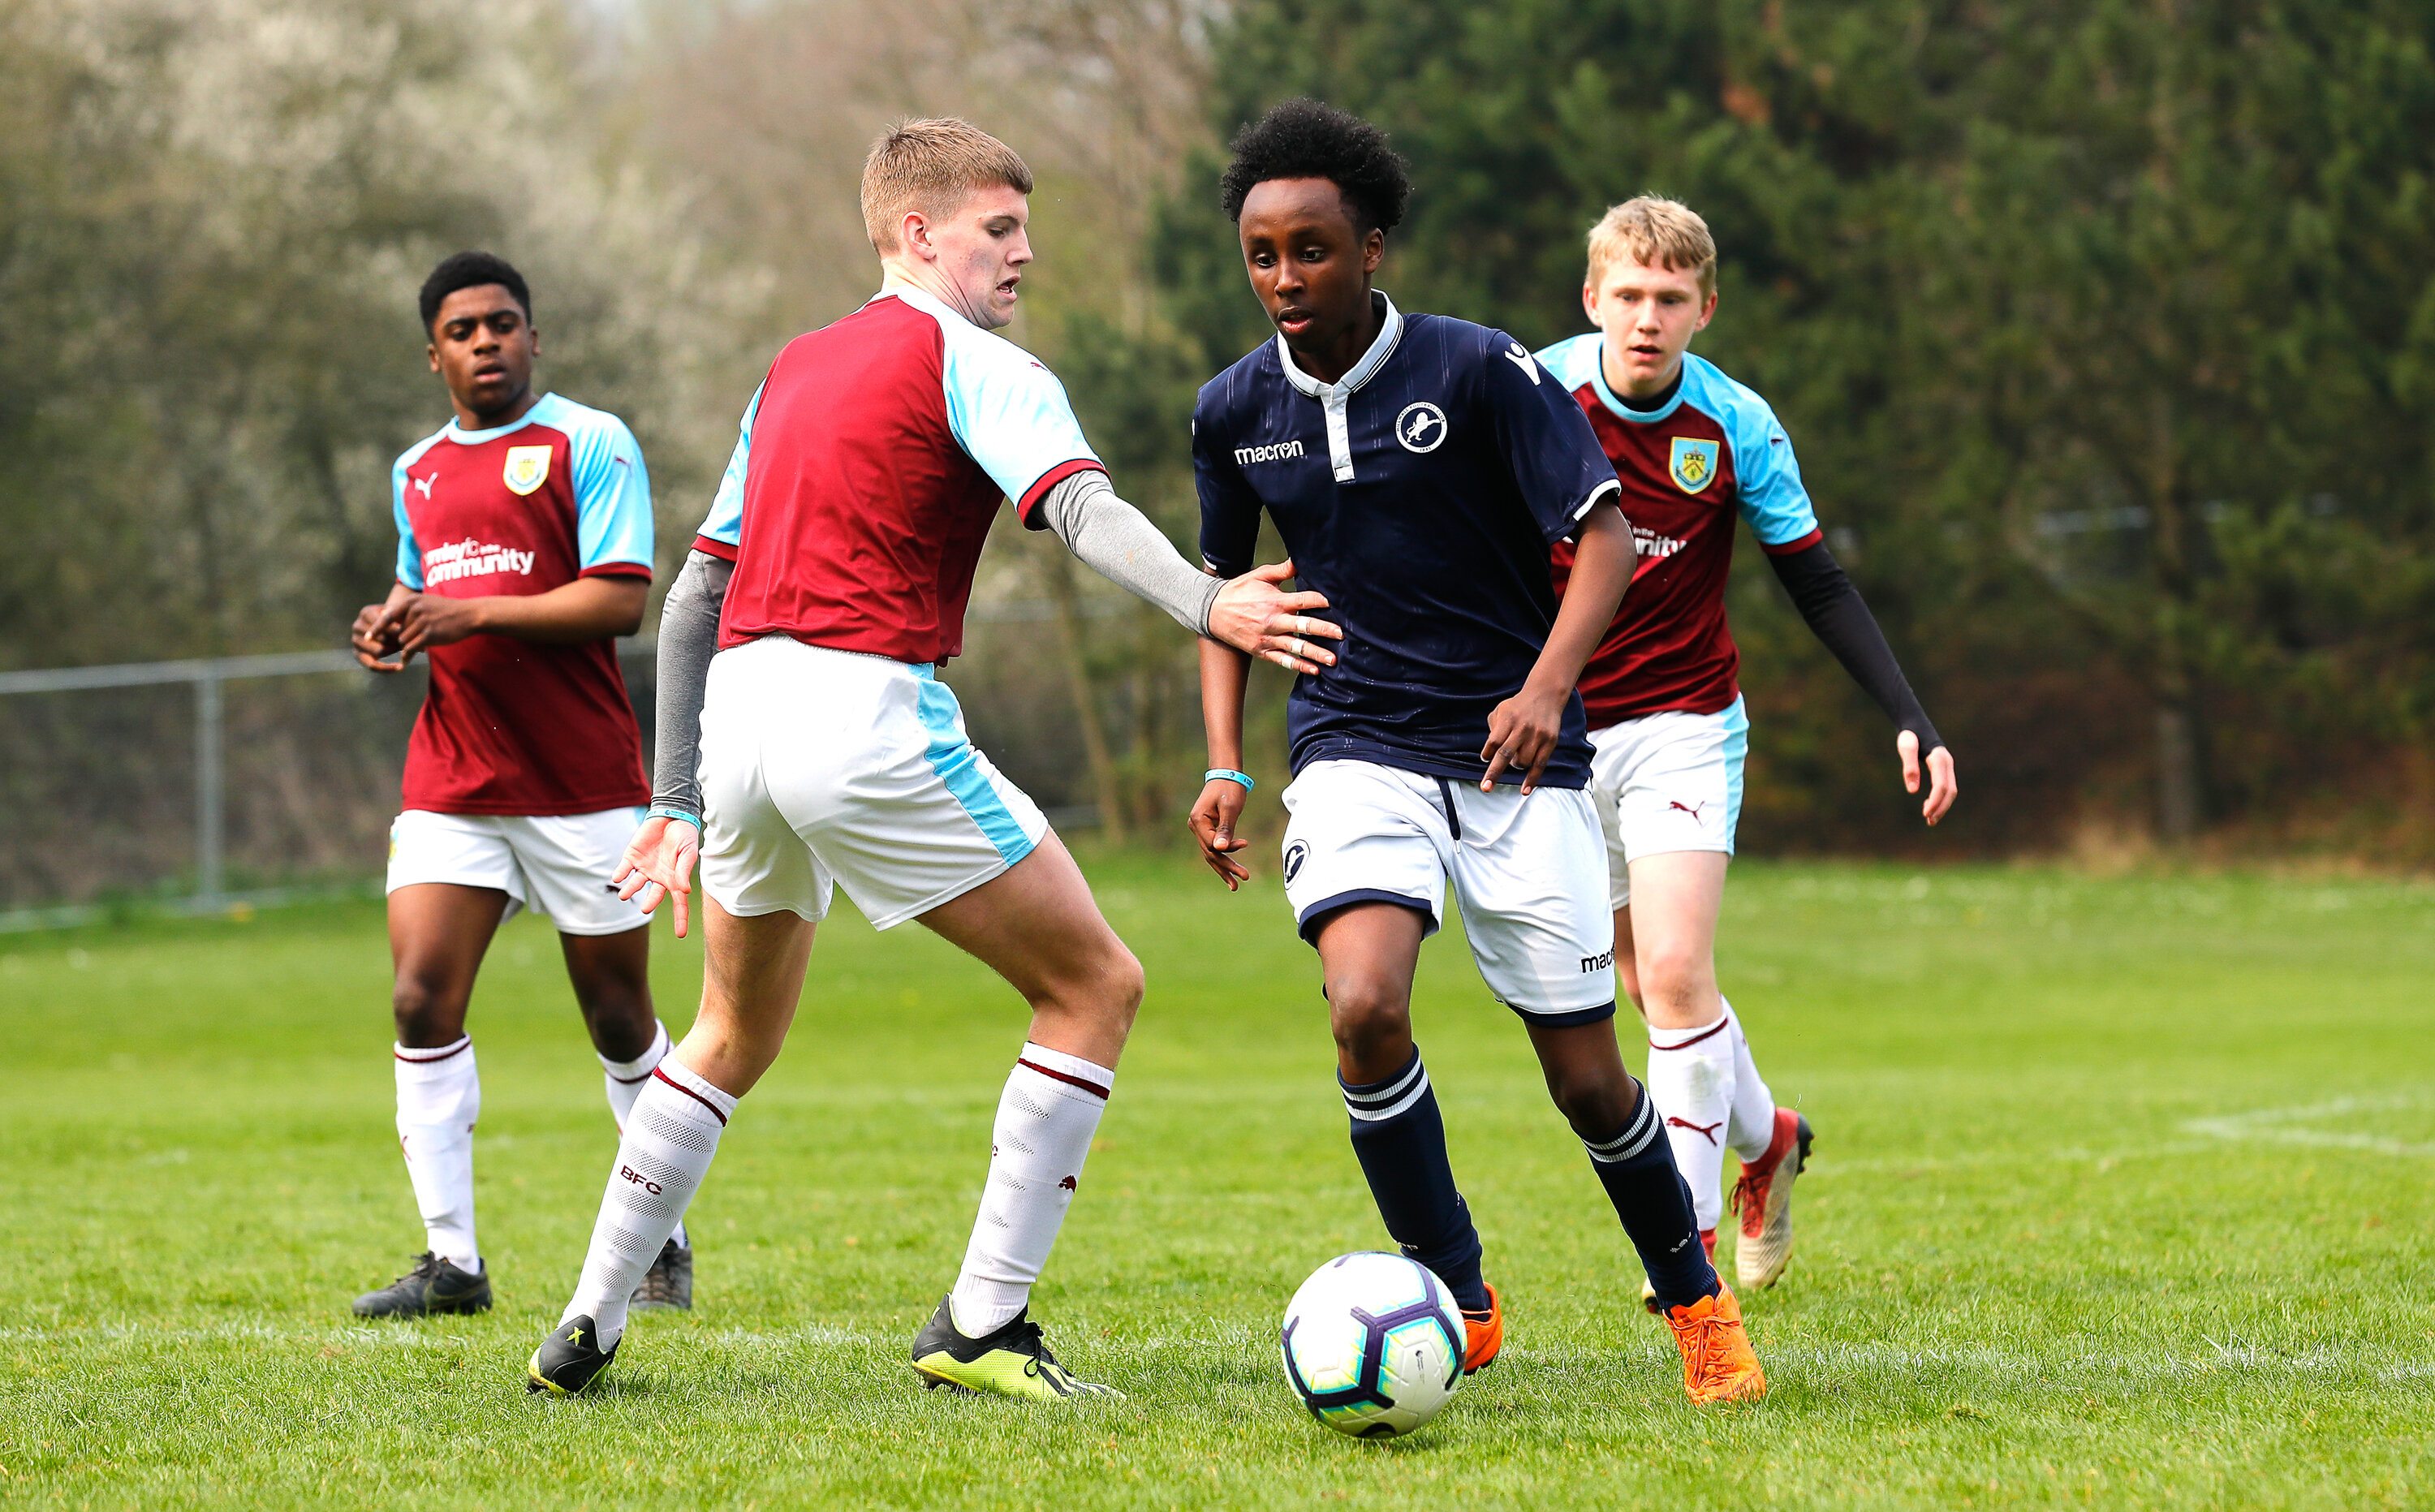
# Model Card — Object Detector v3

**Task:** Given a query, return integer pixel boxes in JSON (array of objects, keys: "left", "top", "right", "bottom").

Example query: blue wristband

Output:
[
  {"left": 1205, "top": 769, "right": 1255, "bottom": 792},
  {"left": 648, "top": 805, "right": 702, "bottom": 829}
]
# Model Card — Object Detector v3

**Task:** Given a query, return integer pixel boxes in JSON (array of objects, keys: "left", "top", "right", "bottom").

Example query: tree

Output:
[{"left": 1173, "top": 0, "right": 2435, "bottom": 855}]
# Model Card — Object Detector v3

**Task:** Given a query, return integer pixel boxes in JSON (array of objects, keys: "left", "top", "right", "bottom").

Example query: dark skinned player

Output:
[
  {"left": 346, "top": 252, "right": 692, "bottom": 1317},
  {"left": 1187, "top": 101, "right": 1766, "bottom": 1403}
]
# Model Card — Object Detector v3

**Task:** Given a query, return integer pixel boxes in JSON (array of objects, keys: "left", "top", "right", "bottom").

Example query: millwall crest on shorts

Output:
[
  {"left": 1669, "top": 437, "right": 1720, "bottom": 494},
  {"left": 503, "top": 444, "right": 552, "bottom": 497}
]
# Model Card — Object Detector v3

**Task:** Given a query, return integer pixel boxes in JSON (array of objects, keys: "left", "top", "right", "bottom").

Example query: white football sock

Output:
[
  {"left": 1644, "top": 1013, "right": 1735, "bottom": 1232},
  {"left": 561, "top": 1055, "right": 734, "bottom": 1349},
  {"left": 1720, "top": 998, "right": 1779, "bottom": 1164},
  {"left": 599, "top": 1020, "right": 686, "bottom": 1247},
  {"left": 949, "top": 1043, "right": 1114, "bottom": 1336},
  {"left": 394, "top": 1037, "right": 481, "bottom": 1273}
]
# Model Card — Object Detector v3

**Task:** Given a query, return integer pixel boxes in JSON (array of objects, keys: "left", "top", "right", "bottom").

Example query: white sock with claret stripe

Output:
[
  {"left": 1719, "top": 998, "right": 1778, "bottom": 1165},
  {"left": 948, "top": 1043, "right": 1114, "bottom": 1337},
  {"left": 599, "top": 1019, "right": 686, "bottom": 1247},
  {"left": 1644, "top": 1013, "right": 1735, "bottom": 1233},
  {"left": 561, "top": 1055, "right": 734, "bottom": 1349},
  {"left": 394, "top": 1036, "right": 481, "bottom": 1273}
]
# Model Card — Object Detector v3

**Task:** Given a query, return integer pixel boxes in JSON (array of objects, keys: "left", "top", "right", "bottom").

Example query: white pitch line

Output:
[{"left": 2181, "top": 1094, "right": 2435, "bottom": 1158}]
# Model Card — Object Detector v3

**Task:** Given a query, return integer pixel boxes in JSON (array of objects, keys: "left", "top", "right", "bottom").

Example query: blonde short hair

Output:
[
  {"left": 1585, "top": 196, "right": 1717, "bottom": 297},
  {"left": 860, "top": 118, "right": 1035, "bottom": 255}
]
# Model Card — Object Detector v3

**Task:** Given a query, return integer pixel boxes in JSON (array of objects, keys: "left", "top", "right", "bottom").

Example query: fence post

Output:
[{"left": 196, "top": 670, "right": 224, "bottom": 906}]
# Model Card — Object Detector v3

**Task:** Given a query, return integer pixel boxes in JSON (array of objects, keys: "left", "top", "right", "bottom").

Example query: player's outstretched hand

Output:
[
  {"left": 1480, "top": 682, "right": 1567, "bottom": 795},
  {"left": 1209, "top": 560, "right": 1342, "bottom": 675},
  {"left": 351, "top": 602, "right": 407, "bottom": 670},
  {"left": 615, "top": 814, "right": 700, "bottom": 936},
  {"left": 1899, "top": 730, "right": 1959, "bottom": 825},
  {"left": 1188, "top": 778, "right": 1252, "bottom": 890}
]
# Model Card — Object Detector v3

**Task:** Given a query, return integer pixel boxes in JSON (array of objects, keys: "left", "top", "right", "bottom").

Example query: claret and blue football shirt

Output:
[
  {"left": 701, "top": 285, "right": 1105, "bottom": 665},
  {"left": 1196, "top": 293, "right": 1622, "bottom": 789},
  {"left": 390, "top": 390, "right": 655, "bottom": 815},
  {"left": 1534, "top": 339, "right": 1823, "bottom": 726}
]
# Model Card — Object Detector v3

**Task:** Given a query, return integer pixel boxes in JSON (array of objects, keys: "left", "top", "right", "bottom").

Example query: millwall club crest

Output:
[
  {"left": 502, "top": 444, "right": 552, "bottom": 497},
  {"left": 1668, "top": 437, "right": 1720, "bottom": 494}
]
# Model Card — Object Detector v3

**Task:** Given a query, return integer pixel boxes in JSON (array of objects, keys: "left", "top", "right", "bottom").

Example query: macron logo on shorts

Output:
[
  {"left": 1580, "top": 949, "right": 1614, "bottom": 973},
  {"left": 1283, "top": 840, "right": 1310, "bottom": 885}
]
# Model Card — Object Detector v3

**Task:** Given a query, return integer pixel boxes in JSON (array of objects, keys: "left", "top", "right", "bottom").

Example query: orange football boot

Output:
[
  {"left": 1661, "top": 1283, "right": 1767, "bottom": 1403},
  {"left": 1459, "top": 1283, "right": 1503, "bottom": 1373}
]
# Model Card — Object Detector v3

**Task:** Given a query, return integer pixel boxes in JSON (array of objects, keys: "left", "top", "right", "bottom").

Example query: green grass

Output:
[{"left": 3, "top": 856, "right": 2431, "bottom": 1510}]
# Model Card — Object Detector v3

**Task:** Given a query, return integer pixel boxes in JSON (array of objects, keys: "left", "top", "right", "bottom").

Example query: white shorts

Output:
[
  {"left": 1586, "top": 695, "right": 1749, "bottom": 909},
  {"left": 386, "top": 806, "right": 649, "bottom": 936},
  {"left": 696, "top": 635, "right": 1049, "bottom": 930},
  {"left": 1278, "top": 760, "right": 1617, "bottom": 1026}
]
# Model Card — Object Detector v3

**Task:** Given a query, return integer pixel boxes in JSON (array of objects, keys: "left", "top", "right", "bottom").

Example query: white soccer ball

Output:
[{"left": 1278, "top": 1251, "right": 1466, "bottom": 1438}]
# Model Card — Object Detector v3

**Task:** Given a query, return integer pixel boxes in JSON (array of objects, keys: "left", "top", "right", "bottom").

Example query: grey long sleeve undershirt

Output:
[
  {"left": 1032, "top": 469, "right": 1223, "bottom": 636},
  {"left": 648, "top": 472, "right": 1223, "bottom": 820},
  {"left": 648, "top": 547, "right": 731, "bottom": 821}
]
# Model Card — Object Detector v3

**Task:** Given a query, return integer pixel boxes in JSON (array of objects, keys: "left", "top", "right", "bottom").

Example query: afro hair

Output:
[
  {"left": 419, "top": 251, "right": 531, "bottom": 335},
  {"left": 1218, "top": 98, "right": 1411, "bottom": 235}
]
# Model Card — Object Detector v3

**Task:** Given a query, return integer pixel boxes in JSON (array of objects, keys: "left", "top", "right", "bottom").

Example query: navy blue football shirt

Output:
[{"left": 1196, "top": 293, "right": 1623, "bottom": 789}]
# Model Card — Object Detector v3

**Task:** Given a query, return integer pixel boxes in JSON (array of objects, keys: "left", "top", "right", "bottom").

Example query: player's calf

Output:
[{"left": 1578, "top": 1077, "right": 1730, "bottom": 1314}]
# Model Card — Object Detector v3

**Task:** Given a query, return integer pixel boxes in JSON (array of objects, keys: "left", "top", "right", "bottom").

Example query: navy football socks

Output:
[
  {"left": 1340, "top": 1048, "right": 1490, "bottom": 1313},
  {"left": 1584, "top": 1079, "right": 1723, "bottom": 1311}
]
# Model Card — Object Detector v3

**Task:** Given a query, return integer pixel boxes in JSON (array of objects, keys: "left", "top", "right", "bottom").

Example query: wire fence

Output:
[
  {"left": 0, "top": 599, "right": 1123, "bottom": 932},
  {"left": 0, "top": 644, "right": 654, "bottom": 932}
]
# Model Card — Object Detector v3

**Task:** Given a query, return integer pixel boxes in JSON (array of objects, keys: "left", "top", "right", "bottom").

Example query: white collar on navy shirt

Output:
[{"left": 1275, "top": 291, "right": 1403, "bottom": 400}]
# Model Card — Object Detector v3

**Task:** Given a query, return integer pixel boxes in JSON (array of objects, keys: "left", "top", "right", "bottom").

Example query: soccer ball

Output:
[{"left": 1278, "top": 1251, "right": 1466, "bottom": 1438}]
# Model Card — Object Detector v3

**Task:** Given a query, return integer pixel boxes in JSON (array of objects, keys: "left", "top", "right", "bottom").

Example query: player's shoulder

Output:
[
  {"left": 1403, "top": 312, "right": 1551, "bottom": 397},
  {"left": 1678, "top": 354, "right": 1782, "bottom": 437},
  {"left": 1398, "top": 310, "right": 1506, "bottom": 366},
  {"left": 391, "top": 432, "right": 446, "bottom": 480},
  {"left": 391, "top": 420, "right": 453, "bottom": 477},
  {"left": 1532, "top": 332, "right": 1606, "bottom": 393},
  {"left": 1193, "top": 340, "right": 1284, "bottom": 428},
  {"left": 527, "top": 393, "right": 641, "bottom": 457},
  {"left": 890, "top": 289, "right": 1060, "bottom": 386}
]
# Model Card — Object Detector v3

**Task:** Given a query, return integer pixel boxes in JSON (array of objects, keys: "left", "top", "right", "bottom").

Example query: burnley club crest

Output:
[
  {"left": 1668, "top": 437, "right": 1720, "bottom": 494},
  {"left": 502, "top": 444, "right": 552, "bottom": 497}
]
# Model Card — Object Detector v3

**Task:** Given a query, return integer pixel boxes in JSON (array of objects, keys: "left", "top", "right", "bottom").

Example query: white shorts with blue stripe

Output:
[
  {"left": 1586, "top": 695, "right": 1748, "bottom": 910},
  {"left": 696, "top": 635, "right": 1046, "bottom": 929}
]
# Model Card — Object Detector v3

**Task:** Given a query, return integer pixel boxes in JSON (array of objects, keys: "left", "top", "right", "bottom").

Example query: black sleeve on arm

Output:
[{"left": 1765, "top": 541, "right": 1946, "bottom": 755}]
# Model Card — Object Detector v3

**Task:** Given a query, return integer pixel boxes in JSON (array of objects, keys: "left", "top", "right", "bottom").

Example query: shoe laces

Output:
[
  {"left": 395, "top": 1251, "right": 444, "bottom": 1285},
  {"left": 1668, "top": 1301, "right": 1731, "bottom": 1384},
  {"left": 1729, "top": 1169, "right": 1761, "bottom": 1217}
]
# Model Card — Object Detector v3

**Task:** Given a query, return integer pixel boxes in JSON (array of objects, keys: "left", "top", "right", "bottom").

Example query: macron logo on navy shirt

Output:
[{"left": 1235, "top": 439, "right": 1306, "bottom": 466}]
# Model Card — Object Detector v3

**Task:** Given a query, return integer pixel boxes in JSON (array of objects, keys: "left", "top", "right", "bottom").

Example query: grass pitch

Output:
[{"left": 3, "top": 855, "right": 2430, "bottom": 1509}]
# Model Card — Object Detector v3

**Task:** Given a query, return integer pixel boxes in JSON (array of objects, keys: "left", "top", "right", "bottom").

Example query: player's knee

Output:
[
  {"left": 1542, "top": 1060, "right": 1635, "bottom": 1134},
  {"left": 1325, "top": 976, "right": 1411, "bottom": 1058},
  {"left": 1099, "top": 945, "right": 1145, "bottom": 1027},
  {"left": 1036, "top": 938, "right": 1141, "bottom": 1035},
  {"left": 1634, "top": 945, "right": 1709, "bottom": 1014},
  {"left": 390, "top": 976, "right": 466, "bottom": 1045}
]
